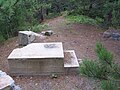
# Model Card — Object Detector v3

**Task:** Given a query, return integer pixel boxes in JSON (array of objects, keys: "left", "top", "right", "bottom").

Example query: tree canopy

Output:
[{"left": 0, "top": 0, "right": 120, "bottom": 41}]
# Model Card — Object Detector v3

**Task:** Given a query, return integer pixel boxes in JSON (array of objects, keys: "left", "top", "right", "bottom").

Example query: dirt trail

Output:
[
  {"left": 0, "top": 16, "right": 120, "bottom": 90},
  {"left": 41, "top": 16, "right": 120, "bottom": 62}
]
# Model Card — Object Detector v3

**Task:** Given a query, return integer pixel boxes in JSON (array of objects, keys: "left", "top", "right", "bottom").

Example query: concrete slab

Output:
[
  {"left": 8, "top": 42, "right": 64, "bottom": 75},
  {"left": 64, "top": 50, "right": 79, "bottom": 68},
  {"left": 0, "top": 71, "right": 14, "bottom": 90},
  {"left": 8, "top": 42, "right": 64, "bottom": 59},
  {"left": 19, "top": 31, "right": 40, "bottom": 37},
  {"left": 18, "top": 31, "right": 38, "bottom": 46}
]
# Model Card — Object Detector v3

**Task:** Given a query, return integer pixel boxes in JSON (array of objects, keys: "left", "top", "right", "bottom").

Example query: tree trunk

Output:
[
  {"left": 40, "top": 6, "right": 44, "bottom": 22},
  {"left": 106, "top": 10, "right": 112, "bottom": 26},
  {"left": 46, "top": 8, "right": 49, "bottom": 16},
  {"left": 56, "top": 5, "right": 60, "bottom": 13}
]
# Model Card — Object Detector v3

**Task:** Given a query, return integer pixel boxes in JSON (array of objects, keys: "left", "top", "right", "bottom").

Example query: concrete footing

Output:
[{"left": 8, "top": 43, "right": 80, "bottom": 75}]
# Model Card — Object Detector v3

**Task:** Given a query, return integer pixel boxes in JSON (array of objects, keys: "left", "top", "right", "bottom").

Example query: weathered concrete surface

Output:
[
  {"left": 64, "top": 50, "right": 79, "bottom": 68},
  {"left": 18, "top": 31, "right": 39, "bottom": 46},
  {"left": 8, "top": 58, "right": 64, "bottom": 75},
  {"left": 8, "top": 43, "right": 80, "bottom": 75},
  {"left": 8, "top": 42, "right": 64, "bottom": 75},
  {"left": 8, "top": 42, "right": 64, "bottom": 59},
  {"left": 0, "top": 70, "right": 14, "bottom": 90}
]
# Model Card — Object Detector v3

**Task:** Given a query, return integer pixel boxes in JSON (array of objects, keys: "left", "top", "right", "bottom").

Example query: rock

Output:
[
  {"left": 103, "top": 31, "right": 111, "bottom": 38},
  {"left": 0, "top": 70, "right": 14, "bottom": 90},
  {"left": 103, "top": 30, "right": 120, "bottom": 41},
  {"left": 0, "top": 70, "right": 22, "bottom": 90},
  {"left": 35, "top": 83, "right": 38, "bottom": 86},
  {"left": 78, "top": 59, "right": 82, "bottom": 64},
  {"left": 40, "top": 31, "right": 46, "bottom": 35},
  {"left": 30, "top": 77, "right": 33, "bottom": 79},
  {"left": 41, "top": 30, "right": 54, "bottom": 36},
  {"left": 111, "top": 33, "right": 120, "bottom": 41},
  {"left": 51, "top": 74, "right": 58, "bottom": 79},
  {"left": 18, "top": 31, "right": 40, "bottom": 46},
  {"left": 45, "top": 30, "right": 54, "bottom": 36},
  {"left": 12, "top": 85, "right": 22, "bottom": 90},
  {"left": 18, "top": 31, "right": 36, "bottom": 46}
]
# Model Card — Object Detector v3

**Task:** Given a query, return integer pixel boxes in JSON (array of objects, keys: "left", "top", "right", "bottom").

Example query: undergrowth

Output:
[
  {"left": 0, "top": 33, "right": 5, "bottom": 42},
  {"left": 31, "top": 24, "right": 48, "bottom": 32},
  {"left": 66, "top": 15, "right": 103, "bottom": 25},
  {"left": 19, "top": 23, "right": 49, "bottom": 33}
]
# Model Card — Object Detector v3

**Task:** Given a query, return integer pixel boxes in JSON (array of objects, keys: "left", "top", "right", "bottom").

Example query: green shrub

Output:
[
  {"left": 80, "top": 60, "right": 108, "bottom": 79},
  {"left": 110, "top": 64, "right": 120, "bottom": 79},
  {"left": 46, "top": 13, "right": 62, "bottom": 19},
  {"left": 80, "top": 42, "right": 120, "bottom": 90},
  {"left": 66, "top": 15, "right": 103, "bottom": 25},
  {"left": 101, "top": 80, "right": 118, "bottom": 90},
  {"left": 0, "top": 33, "right": 5, "bottom": 42},
  {"left": 95, "top": 17, "right": 104, "bottom": 24},
  {"left": 96, "top": 42, "right": 113, "bottom": 66},
  {"left": 19, "top": 24, "right": 48, "bottom": 33},
  {"left": 32, "top": 24, "right": 48, "bottom": 32}
]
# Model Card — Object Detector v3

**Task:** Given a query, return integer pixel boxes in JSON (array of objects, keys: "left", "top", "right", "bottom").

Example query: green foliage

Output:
[
  {"left": 66, "top": 15, "right": 103, "bottom": 25},
  {"left": 0, "top": 33, "right": 5, "bottom": 42},
  {"left": 0, "top": 0, "right": 51, "bottom": 41},
  {"left": 101, "top": 80, "right": 118, "bottom": 90},
  {"left": 1, "top": 0, "right": 120, "bottom": 42},
  {"left": 0, "top": 0, "right": 19, "bottom": 39},
  {"left": 0, "top": 0, "right": 70, "bottom": 42},
  {"left": 32, "top": 24, "right": 48, "bottom": 32},
  {"left": 96, "top": 42, "right": 113, "bottom": 66},
  {"left": 65, "top": 0, "right": 120, "bottom": 28},
  {"left": 46, "top": 13, "right": 62, "bottom": 19},
  {"left": 80, "top": 60, "right": 108, "bottom": 79},
  {"left": 80, "top": 42, "right": 120, "bottom": 90},
  {"left": 19, "top": 23, "right": 48, "bottom": 33}
]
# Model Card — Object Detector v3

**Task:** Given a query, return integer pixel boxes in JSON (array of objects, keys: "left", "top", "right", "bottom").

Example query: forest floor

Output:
[{"left": 0, "top": 16, "right": 120, "bottom": 90}]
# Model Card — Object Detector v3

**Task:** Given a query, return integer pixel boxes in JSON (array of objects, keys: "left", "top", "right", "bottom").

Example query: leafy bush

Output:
[{"left": 66, "top": 15, "right": 103, "bottom": 25}]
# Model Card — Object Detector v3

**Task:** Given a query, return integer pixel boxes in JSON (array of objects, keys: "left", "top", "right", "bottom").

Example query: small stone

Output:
[
  {"left": 66, "top": 76, "right": 68, "bottom": 79},
  {"left": 16, "top": 76, "right": 19, "bottom": 79},
  {"left": 41, "top": 31, "right": 46, "bottom": 35},
  {"left": 12, "top": 85, "right": 22, "bottom": 90},
  {"left": 44, "top": 30, "right": 54, "bottom": 36},
  {"left": 103, "top": 31, "right": 111, "bottom": 38},
  {"left": 51, "top": 74, "right": 58, "bottom": 79},
  {"left": 111, "top": 33, "right": 120, "bottom": 41},
  {"left": 35, "top": 83, "right": 38, "bottom": 86},
  {"left": 78, "top": 59, "right": 83, "bottom": 64}
]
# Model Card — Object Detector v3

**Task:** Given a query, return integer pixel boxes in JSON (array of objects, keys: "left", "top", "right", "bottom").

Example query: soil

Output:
[
  {"left": 0, "top": 16, "right": 120, "bottom": 90},
  {"left": 64, "top": 52, "right": 73, "bottom": 64}
]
